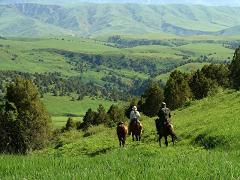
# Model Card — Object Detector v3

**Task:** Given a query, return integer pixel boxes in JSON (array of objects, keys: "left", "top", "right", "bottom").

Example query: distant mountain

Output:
[
  {"left": 0, "top": 0, "right": 240, "bottom": 6},
  {"left": 0, "top": 3, "right": 240, "bottom": 37},
  {"left": 216, "top": 25, "right": 240, "bottom": 35}
]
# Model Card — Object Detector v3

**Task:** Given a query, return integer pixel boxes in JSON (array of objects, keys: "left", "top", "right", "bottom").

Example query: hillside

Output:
[
  {"left": 1, "top": 3, "right": 240, "bottom": 37},
  {"left": 216, "top": 25, "right": 240, "bottom": 35},
  {"left": 0, "top": 90, "right": 239, "bottom": 179},
  {"left": 0, "top": 36, "right": 235, "bottom": 97},
  {"left": 0, "top": 35, "right": 236, "bottom": 102}
]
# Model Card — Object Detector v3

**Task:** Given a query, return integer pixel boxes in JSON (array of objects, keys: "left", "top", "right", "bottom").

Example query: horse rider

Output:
[
  {"left": 157, "top": 102, "right": 171, "bottom": 128},
  {"left": 128, "top": 106, "right": 141, "bottom": 135}
]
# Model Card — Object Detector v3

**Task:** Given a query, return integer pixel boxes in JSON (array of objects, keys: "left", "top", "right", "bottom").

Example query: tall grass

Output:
[{"left": 0, "top": 91, "right": 239, "bottom": 179}]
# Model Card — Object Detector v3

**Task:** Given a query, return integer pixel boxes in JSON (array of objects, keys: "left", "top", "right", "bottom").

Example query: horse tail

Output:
[
  {"left": 139, "top": 123, "right": 143, "bottom": 133},
  {"left": 169, "top": 124, "right": 177, "bottom": 140}
]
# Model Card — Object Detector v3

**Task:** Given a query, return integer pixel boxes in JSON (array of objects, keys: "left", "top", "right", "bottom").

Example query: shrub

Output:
[{"left": 193, "top": 134, "right": 229, "bottom": 149}]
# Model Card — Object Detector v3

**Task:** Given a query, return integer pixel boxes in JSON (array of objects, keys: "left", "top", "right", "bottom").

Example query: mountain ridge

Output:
[{"left": 1, "top": 3, "right": 240, "bottom": 37}]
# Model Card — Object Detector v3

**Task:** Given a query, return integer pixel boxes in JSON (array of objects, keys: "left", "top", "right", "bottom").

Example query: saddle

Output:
[
  {"left": 128, "top": 119, "right": 142, "bottom": 135},
  {"left": 156, "top": 118, "right": 173, "bottom": 131}
]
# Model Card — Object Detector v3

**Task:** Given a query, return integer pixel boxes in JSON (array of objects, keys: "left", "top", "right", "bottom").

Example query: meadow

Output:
[
  {"left": 41, "top": 95, "right": 119, "bottom": 128},
  {"left": 0, "top": 34, "right": 237, "bottom": 79},
  {"left": 0, "top": 90, "right": 239, "bottom": 179}
]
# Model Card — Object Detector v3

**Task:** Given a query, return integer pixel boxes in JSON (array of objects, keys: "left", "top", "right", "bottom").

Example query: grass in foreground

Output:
[{"left": 0, "top": 91, "right": 240, "bottom": 179}]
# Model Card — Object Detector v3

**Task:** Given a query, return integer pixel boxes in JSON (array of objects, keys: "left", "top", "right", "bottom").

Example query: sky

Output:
[{"left": 0, "top": 0, "right": 240, "bottom": 6}]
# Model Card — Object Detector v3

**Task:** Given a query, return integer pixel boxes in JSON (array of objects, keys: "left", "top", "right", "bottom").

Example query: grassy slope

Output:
[
  {"left": 155, "top": 62, "right": 208, "bottom": 82},
  {"left": 0, "top": 91, "right": 240, "bottom": 179},
  {"left": 0, "top": 36, "right": 235, "bottom": 75},
  {"left": 0, "top": 37, "right": 121, "bottom": 78},
  {"left": 178, "top": 43, "right": 233, "bottom": 60}
]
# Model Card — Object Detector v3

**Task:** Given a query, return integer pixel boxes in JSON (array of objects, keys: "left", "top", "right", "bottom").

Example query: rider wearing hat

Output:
[
  {"left": 158, "top": 102, "right": 171, "bottom": 127},
  {"left": 128, "top": 106, "right": 141, "bottom": 135}
]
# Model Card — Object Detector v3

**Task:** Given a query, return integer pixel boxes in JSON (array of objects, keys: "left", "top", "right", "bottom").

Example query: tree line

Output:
[
  {"left": 0, "top": 71, "right": 134, "bottom": 101},
  {"left": 107, "top": 35, "right": 188, "bottom": 48}
]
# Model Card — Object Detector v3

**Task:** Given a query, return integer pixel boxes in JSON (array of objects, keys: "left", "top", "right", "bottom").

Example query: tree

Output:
[
  {"left": 81, "top": 108, "right": 97, "bottom": 130},
  {"left": 164, "top": 70, "right": 192, "bottom": 110},
  {"left": 0, "top": 102, "right": 27, "bottom": 154},
  {"left": 95, "top": 104, "right": 107, "bottom": 125},
  {"left": 189, "top": 70, "right": 213, "bottom": 100},
  {"left": 125, "top": 97, "right": 141, "bottom": 119},
  {"left": 230, "top": 48, "right": 240, "bottom": 89},
  {"left": 65, "top": 117, "right": 75, "bottom": 131},
  {"left": 0, "top": 78, "right": 51, "bottom": 154},
  {"left": 141, "top": 83, "right": 164, "bottom": 117},
  {"left": 201, "top": 64, "right": 230, "bottom": 88},
  {"left": 107, "top": 105, "right": 126, "bottom": 127}
]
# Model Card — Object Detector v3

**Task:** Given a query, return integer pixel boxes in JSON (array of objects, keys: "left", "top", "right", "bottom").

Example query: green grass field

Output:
[
  {"left": 0, "top": 35, "right": 236, "bottom": 85},
  {"left": 41, "top": 95, "right": 119, "bottom": 128},
  {"left": 0, "top": 90, "right": 239, "bottom": 179}
]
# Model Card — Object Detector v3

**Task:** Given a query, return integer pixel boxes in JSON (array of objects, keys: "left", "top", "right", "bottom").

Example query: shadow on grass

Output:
[{"left": 87, "top": 147, "right": 113, "bottom": 157}]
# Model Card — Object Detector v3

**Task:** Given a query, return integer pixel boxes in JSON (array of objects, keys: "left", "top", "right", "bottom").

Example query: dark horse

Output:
[
  {"left": 117, "top": 122, "right": 128, "bottom": 147},
  {"left": 155, "top": 118, "right": 177, "bottom": 147},
  {"left": 129, "top": 119, "right": 142, "bottom": 141}
]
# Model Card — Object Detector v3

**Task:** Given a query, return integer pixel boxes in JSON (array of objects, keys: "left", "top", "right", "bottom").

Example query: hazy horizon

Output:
[{"left": 0, "top": 0, "right": 240, "bottom": 6}]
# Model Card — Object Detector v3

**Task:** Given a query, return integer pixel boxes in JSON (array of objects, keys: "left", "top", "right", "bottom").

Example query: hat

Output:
[
  {"left": 162, "top": 102, "right": 166, "bottom": 106},
  {"left": 132, "top": 106, "right": 137, "bottom": 111}
]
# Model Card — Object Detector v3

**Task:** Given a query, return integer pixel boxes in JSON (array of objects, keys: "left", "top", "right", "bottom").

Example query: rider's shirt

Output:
[
  {"left": 158, "top": 108, "right": 171, "bottom": 122},
  {"left": 130, "top": 110, "right": 141, "bottom": 122}
]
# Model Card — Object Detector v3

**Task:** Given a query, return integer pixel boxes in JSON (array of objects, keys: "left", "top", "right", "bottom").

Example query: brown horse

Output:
[
  {"left": 155, "top": 119, "right": 177, "bottom": 147},
  {"left": 117, "top": 122, "right": 128, "bottom": 147},
  {"left": 129, "top": 120, "right": 142, "bottom": 141}
]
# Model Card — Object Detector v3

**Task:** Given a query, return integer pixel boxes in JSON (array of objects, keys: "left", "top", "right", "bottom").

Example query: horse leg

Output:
[
  {"left": 136, "top": 134, "right": 139, "bottom": 141},
  {"left": 172, "top": 135, "right": 175, "bottom": 146},
  {"left": 123, "top": 136, "right": 127, "bottom": 147},
  {"left": 132, "top": 134, "right": 135, "bottom": 141},
  {"left": 158, "top": 134, "right": 162, "bottom": 147},
  {"left": 164, "top": 136, "right": 168, "bottom": 147},
  {"left": 118, "top": 137, "right": 121, "bottom": 147}
]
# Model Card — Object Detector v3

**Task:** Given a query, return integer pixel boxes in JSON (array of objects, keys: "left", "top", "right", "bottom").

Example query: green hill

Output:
[
  {"left": 1, "top": 3, "right": 240, "bottom": 37},
  {"left": 0, "top": 90, "right": 239, "bottom": 179}
]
